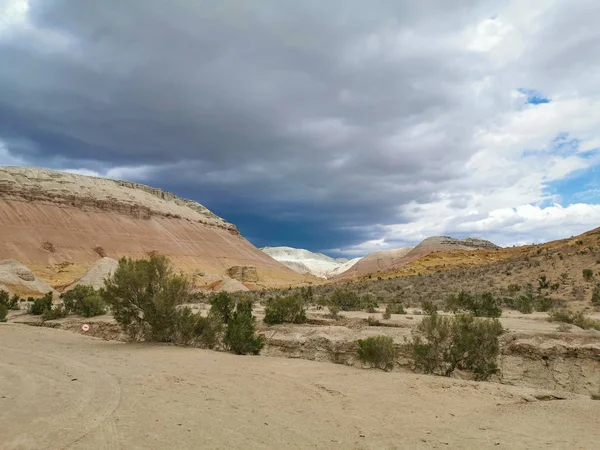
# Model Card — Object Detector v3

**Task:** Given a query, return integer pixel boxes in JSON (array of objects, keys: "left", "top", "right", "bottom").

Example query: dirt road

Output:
[{"left": 1, "top": 324, "right": 599, "bottom": 449}]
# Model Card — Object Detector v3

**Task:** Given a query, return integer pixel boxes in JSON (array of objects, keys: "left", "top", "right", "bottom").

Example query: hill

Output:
[
  {"left": 261, "top": 246, "right": 360, "bottom": 279},
  {"left": 0, "top": 166, "right": 310, "bottom": 289},
  {"left": 334, "top": 236, "right": 498, "bottom": 280}
]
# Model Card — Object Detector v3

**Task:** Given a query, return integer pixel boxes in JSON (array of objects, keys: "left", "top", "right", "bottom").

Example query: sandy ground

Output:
[{"left": 1, "top": 324, "right": 599, "bottom": 450}]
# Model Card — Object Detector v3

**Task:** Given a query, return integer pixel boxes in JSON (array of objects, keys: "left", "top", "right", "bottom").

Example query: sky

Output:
[{"left": 1, "top": 0, "right": 599, "bottom": 257}]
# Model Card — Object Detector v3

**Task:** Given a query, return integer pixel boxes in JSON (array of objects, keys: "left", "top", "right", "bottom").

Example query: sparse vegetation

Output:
[
  {"left": 0, "top": 304, "right": 7, "bottom": 322},
  {"left": 410, "top": 313, "right": 503, "bottom": 380},
  {"left": 583, "top": 269, "right": 594, "bottom": 282},
  {"left": 422, "top": 299, "right": 438, "bottom": 315},
  {"left": 356, "top": 336, "right": 396, "bottom": 371},
  {"left": 264, "top": 293, "right": 307, "bottom": 325},
  {"left": 548, "top": 310, "right": 600, "bottom": 331}
]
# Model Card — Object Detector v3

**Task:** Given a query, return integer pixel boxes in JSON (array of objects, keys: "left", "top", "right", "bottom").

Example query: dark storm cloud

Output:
[{"left": 3, "top": 0, "right": 598, "bottom": 253}]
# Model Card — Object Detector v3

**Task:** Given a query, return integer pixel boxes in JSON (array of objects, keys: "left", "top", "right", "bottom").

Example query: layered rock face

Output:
[{"left": 0, "top": 167, "right": 306, "bottom": 288}]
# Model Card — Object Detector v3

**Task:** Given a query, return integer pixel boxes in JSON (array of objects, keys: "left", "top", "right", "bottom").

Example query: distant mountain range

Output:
[
  {"left": 261, "top": 246, "right": 361, "bottom": 279},
  {"left": 263, "top": 236, "right": 499, "bottom": 280}
]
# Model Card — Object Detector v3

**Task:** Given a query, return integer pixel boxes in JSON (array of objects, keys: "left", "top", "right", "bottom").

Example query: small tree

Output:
[
  {"left": 356, "top": 336, "right": 396, "bottom": 371},
  {"left": 264, "top": 293, "right": 307, "bottom": 325},
  {"left": 29, "top": 293, "right": 53, "bottom": 315},
  {"left": 210, "top": 292, "right": 235, "bottom": 324},
  {"left": 410, "top": 313, "right": 503, "bottom": 380},
  {"left": 224, "top": 300, "right": 264, "bottom": 355},
  {"left": 0, "top": 290, "right": 20, "bottom": 310},
  {"left": 329, "top": 289, "right": 362, "bottom": 311},
  {"left": 101, "top": 254, "right": 193, "bottom": 341}
]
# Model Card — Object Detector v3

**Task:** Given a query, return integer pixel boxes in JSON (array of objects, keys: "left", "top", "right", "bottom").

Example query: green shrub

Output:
[
  {"left": 0, "top": 290, "right": 20, "bottom": 310},
  {"left": 548, "top": 310, "right": 600, "bottom": 331},
  {"left": 61, "top": 285, "right": 96, "bottom": 313},
  {"left": 592, "top": 285, "right": 600, "bottom": 306},
  {"left": 385, "top": 302, "right": 406, "bottom": 317},
  {"left": 410, "top": 313, "right": 503, "bottom": 380},
  {"left": 101, "top": 254, "right": 194, "bottom": 341},
  {"left": 367, "top": 316, "right": 380, "bottom": 326},
  {"left": 224, "top": 300, "right": 264, "bottom": 355},
  {"left": 29, "top": 293, "right": 53, "bottom": 315},
  {"left": 210, "top": 292, "right": 235, "bottom": 324},
  {"left": 329, "top": 289, "right": 362, "bottom": 311},
  {"left": 0, "top": 304, "right": 7, "bottom": 322},
  {"left": 264, "top": 293, "right": 307, "bottom": 325},
  {"left": 537, "top": 275, "right": 549, "bottom": 291},
  {"left": 172, "top": 307, "right": 223, "bottom": 347},
  {"left": 516, "top": 293, "right": 534, "bottom": 314},
  {"left": 42, "top": 304, "right": 68, "bottom": 321},
  {"left": 328, "top": 305, "right": 340, "bottom": 319},
  {"left": 422, "top": 300, "right": 437, "bottom": 315},
  {"left": 356, "top": 336, "right": 396, "bottom": 371},
  {"left": 79, "top": 294, "right": 107, "bottom": 317},
  {"left": 534, "top": 295, "right": 554, "bottom": 312},
  {"left": 445, "top": 291, "right": 502, "bottom": 318},
  {"left": 360, "top": 294, "right": 379, "bottom": 313},
  {"left": 583, "top": 269, "right": 594, "bottom": 281}
]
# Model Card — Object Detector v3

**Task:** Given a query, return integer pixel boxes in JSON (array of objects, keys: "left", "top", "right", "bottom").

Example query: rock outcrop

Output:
[
  {"left": 227, "top": 266, "right": 259, "bottom": 283},
  {"left": 66, "top": 257, "right": 119, "bottom": 291},
  {"left": 0, "top": 259, "right": 56, "bottom": 296},
  {"left": 0, "top": 167, "right": 308, "bottom": 288}
]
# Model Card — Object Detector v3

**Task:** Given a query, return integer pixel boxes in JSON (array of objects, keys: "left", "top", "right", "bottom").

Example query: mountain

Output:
[
  {"left": 0, "top": 166, "right": 310, "bottom": 289},
  {"left": 333, "top": 236, "right": 499, "bottom": 279},
  {"left": 261, "top": 246, "right": 361, "bottom": 279},
  {"left": 332, "top": 248, "right": 413, "bottom": 279}
]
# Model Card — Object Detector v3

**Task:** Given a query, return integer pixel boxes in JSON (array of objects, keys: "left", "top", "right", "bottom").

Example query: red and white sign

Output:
[{"left": 81, "top": 324, "right": 90, "bottom": 333}]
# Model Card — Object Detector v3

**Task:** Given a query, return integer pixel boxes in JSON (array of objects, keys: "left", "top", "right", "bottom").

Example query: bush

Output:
[
  {"left": 356, "top": 336, "right": 396, "bottom": 371},
  {"left": 548, "top": 310, "right": 600, "bottom": 331},
  {"left": 61, "top": 285, "right": 96, "bottom": 312},
  {"left": 410, "top": 313, "right": 503, "bottom": 380},
  {"left": 101, "top": 254, "right": 194, "bottom": 341},
  {"left": 535, "top": 294, "right": 554, "bottom": 312},
  {"left": 0, "top": 290, "right": 20, "bottom": 310},
  {"left": 592, "top": 285, "right": 600, "bottom": 306},
  {"left": 445, "top": 291, "right": 502, "bottom": 318},
  {"left": 583, "top": 269, "right": 594, "bottom": 281},
  {"left": 329, "top": 289, "right": 362, "bottom": 311},
  {"left": 42, "top": 304, "right": 68, "bottom": 321},
  {"left": 515, "top": 293, "right": 534, "bottom": 314},
  {"left": 360, "top": 294, "right": 379, "bottom": 313},
  {"left": 210, "top": 292, "right": 235, "bottom": 324},
  {"left": 79, "top": 294, "right": 107, "bottom": 317},
  {"left": 29, "top": 293, "right": 53, "bottom": 315},
  {"left": 328, "top": 305, "right": 340, "bottom": 319},
  {"left": 422, "top": 299, "right": 437, "bottom": 315},
  {"left": 0, "top": 304, "right": 7, "bottom": 322},
  {"left": 384, "top": 302, "right": 406, "bottom": 318},
  {"left": 264, "top": 293, "right": 307, "bottom": 325},
  {"left": 224, "top": 300, "right": 264, "bottom": 355},
  {"left": 172, "top": 307, "right": 224, "bottom": 347}
]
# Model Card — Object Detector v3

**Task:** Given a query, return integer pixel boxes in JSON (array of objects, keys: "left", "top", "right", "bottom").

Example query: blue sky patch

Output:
[{"left": 518, "top": 88, "right": 551, "bottom": 104}]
